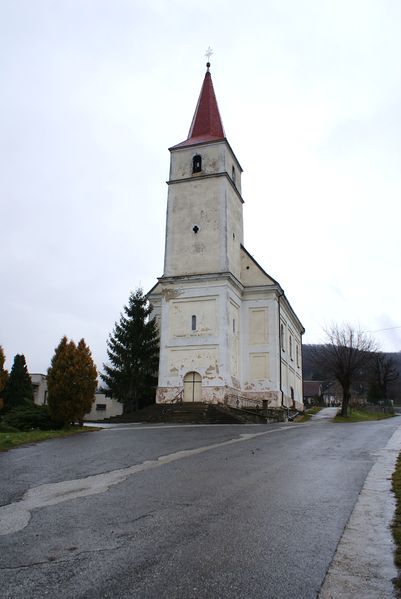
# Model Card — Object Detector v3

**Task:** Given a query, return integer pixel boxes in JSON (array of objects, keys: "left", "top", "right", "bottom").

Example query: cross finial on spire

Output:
[{"left": 205, "top": 46, "right": 213, "bottom": 70}]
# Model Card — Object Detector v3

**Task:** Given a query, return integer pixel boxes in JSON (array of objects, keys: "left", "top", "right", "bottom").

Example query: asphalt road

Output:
[{"left": 0, "top": 417, "right": 400, "bottom": 598}]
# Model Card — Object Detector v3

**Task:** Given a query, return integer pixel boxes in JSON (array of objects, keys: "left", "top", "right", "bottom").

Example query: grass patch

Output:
[
  {"left": 296, "top": 414, "right": 311, "bottom": 422},
  {"left": 297, "top": 406, "right": 323, "bottom": 422},
  {"left": 0, "top": 427, "right": 99, "bottom": 452},
  {"left": 392, "top": 453, "right": 401, "bottom": 594},
  {"left": 334, "top": 409, "right": 394, "bottom": 423}
]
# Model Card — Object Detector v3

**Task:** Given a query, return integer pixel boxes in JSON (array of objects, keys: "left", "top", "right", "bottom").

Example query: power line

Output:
[{"left": 367, "top": 326, "right": 401, "bottom": 334}]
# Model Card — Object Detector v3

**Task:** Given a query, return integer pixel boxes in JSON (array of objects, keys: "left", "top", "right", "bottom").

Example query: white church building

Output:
[{"left": 149, "top": 62, "right": 304, "bottom": 412}]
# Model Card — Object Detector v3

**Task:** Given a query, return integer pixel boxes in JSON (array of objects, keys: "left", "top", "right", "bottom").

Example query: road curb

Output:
[{"left": 318, "top": 423, "right": 401, "bottom": 598}]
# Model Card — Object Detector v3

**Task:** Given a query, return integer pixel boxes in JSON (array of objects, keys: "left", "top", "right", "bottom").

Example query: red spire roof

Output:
[{"left": 172, "top": 67, "right": 225, "bottom": 149}]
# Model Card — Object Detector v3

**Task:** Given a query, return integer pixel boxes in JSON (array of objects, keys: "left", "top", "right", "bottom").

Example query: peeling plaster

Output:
[{"left": 162, "top": 288, "right": 184, "bottom": 301}]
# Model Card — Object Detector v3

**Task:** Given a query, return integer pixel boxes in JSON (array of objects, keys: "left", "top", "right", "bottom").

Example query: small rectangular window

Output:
[
  {"left": 233, "top": 319, "right": 235, "bottom": 333},
  {"left": 192, "top": 155, "right": 202, "bottom": 173},
  {"left": 96, "top": 404, "right": 107, "bottom": 411},
  {"left": 191, "top": 315, "right": 196, "bottom": 331}
]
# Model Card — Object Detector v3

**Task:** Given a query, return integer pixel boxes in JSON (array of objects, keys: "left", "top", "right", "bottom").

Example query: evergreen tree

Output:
[
  {"left": 3, "top": 354, "right": 34, "bottom": 410},
  {"left": 0, "top": 346, "right": 8, "bottom": 399},
  {"left": 101, "top": 289, "right": 159, "bottom": 413},
  {"left": 76, "top": 339, "right": 98, "bottom": 417},
  {"left": 368, "top": 353, "right": 399, "bottom": 403},
  {"left": 47, "top": 336, "right": 97, "bottom": 426}
]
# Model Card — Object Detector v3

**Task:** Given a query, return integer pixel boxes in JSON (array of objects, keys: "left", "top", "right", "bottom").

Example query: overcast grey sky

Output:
[{"left": 1, "top": 0, "right": 401, "bottom": 373}]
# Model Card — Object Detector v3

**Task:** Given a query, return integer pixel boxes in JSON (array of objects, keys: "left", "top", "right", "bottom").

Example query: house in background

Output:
[
  {"left": 303, "top": 380, "right": 341, "bottom": 407},
  {"left": 85, "top": 391, "right": 123, "bottom": 420},
  {"left": 30, "top": 374, "right": 123, "bottom": 421},
  {"left": 30, "top": 373, "right": 48, "bottom": 406}
]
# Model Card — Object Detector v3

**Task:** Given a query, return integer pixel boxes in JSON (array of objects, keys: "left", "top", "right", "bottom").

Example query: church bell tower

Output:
[
  {"left": 148, "top": 60, "right": 305, "bottom": 411},
  {"left": 164, "top": 62, "right": 244, "bottom": 282}
]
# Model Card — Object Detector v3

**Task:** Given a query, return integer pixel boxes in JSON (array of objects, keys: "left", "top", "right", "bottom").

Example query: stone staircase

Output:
[
  {"left": 162, "top": 402, "right": 209, "bottom": 423},
  {"left": 105, "top": 402, "right": 274, "bottom": 424},
  {"left": 164, "top": 402, "right": 263, "bottom": 424}
]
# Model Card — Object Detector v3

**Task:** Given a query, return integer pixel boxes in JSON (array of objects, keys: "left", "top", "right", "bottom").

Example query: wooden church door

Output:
[{"left": 183, "top": 371, "right": 202, "bottom": 402}]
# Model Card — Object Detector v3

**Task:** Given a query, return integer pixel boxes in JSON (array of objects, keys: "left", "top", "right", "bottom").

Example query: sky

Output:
[{"left": 1, "top": 0, "right": 401, "bottom": 374}]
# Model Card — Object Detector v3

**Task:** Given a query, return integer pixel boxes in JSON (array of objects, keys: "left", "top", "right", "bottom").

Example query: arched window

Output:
[
  {"left": 192, "top": 154, "right": 202, "bottom": 173},
  {"left": 280, "top": 324, "right": 285, "bottom": 351},
  {"left": 191, "top": 315, "right": 197, "bottom": 331}
]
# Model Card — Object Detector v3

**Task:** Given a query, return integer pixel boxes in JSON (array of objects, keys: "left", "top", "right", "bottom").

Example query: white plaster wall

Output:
[
  {"left": 165, "top": 141, "right": 244, "bottom": 280},
  {"left": 169, "top": 142, "right": 242, "bottom": 194},
  {"left": 168, "top": 297, "right": 217, "bottom": 338},
  {"left": 166, "top": 345, "right": 220, "bottom": 383},
  {"left": 170, "top": 143, "right": 223, "bottom": 180},
  {"left": 241, "top": 297, "right": 279, "bottom": 398},
  {"left": 164, "top": 177, "right": 222, "bottom": 276},
  {"left": 85, "top": 393, "right": 123, "bottom": 421},
  {"left": 226, "top": 188, "right": 243, "bottom": 280},
  {"left": 30, "top": 373, "right": 48, "bottom": 405},
  {"left": 152, "top": 276, "right": 303, "bottom": 408},
  {"left": 280, "top": 301, "right": 303, "bottom": 406},
  {"left": 240, "top": 249, "right": 276, "bottom": 286},
  {"left": 157, "top": 282, "right": 230, "bottom": 390}
]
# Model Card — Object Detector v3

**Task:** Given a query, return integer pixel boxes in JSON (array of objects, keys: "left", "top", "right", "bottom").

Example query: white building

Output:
[
  {"left": 148, "top": 63, "right": 304, "bottom": 412},
  {"left": 30, "top": 374, "right": 123, "bottom": 421},
  {"left": 84, "top": 392, "right": 123, "bottom": 421},
  {"left": 30, "top": 373, "right": 48, "bottom": 406}
]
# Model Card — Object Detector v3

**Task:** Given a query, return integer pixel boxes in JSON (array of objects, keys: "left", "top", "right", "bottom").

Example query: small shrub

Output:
[
  {"left": 0, "top": 423, "right": 19, "bottom": 433},
  {"left": 1, "top": 403, "right": 62, "bottom": 431}
]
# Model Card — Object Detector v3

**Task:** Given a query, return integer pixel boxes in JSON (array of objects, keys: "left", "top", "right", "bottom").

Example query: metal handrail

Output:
[
  {"left": 161, "top": 389, "right": 183, "bottom": 415},
  {"left": 170, "top": 389, "right": 183, "bottom": 404}
]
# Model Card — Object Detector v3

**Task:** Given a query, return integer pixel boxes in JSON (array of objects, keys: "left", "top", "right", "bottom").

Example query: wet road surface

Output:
[{"left": 1, "top": 417, "right": 400, "bottom": 598}]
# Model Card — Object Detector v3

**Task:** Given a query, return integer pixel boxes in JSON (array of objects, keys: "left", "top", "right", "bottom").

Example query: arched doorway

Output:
[{"left": 183, "top": 371, "right": 202, "bottom": 402}]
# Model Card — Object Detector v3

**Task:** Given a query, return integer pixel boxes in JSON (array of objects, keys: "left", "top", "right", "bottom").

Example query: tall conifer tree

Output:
[
  {"left": 48, "top": 336, "right": 97, "bottom": 425},
  {"left": 76, "top": 339, "right": 98, "bottom": 417},
  {"left": 101, "top": 289, "right": 159, "bottom": 413},
  {"left": 3, "top": 354, "right": 34, "bottom": 410}
]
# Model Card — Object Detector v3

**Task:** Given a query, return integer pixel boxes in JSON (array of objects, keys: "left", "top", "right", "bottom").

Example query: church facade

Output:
[{"left": 148, "top": 64, "right": 304, "bottom": 412}]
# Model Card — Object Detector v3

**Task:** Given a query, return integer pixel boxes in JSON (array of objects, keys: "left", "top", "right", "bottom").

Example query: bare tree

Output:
[{"left": 313, "top": 323, "right": 378, "bottom": 416}]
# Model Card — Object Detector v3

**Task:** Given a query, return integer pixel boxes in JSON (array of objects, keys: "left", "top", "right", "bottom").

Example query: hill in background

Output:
[{"left": 302, "top": 345, "right": 401, "bottom": 400}]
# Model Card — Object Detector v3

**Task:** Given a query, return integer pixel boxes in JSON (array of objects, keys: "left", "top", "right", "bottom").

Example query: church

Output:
[{"left": 148, "top": 62, "right": 304, "bottom": 413}]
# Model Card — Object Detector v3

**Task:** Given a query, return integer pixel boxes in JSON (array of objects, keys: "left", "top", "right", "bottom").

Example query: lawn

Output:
[
  {"left": 0, "top": 427, "right": 98, "bottom": 452},
  {"left": 297, "top": 406, "right": 322, "bottom": 422},
  {"left": 334, "top": 409, "right": 394, "bottom": 423}
]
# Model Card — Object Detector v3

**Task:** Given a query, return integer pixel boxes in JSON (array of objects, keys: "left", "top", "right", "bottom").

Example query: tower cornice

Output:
[{"left": 166, "top": 171, "right": 244, "bottom": 204}]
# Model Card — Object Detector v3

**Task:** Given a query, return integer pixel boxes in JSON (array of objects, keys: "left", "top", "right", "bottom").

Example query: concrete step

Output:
[{"left": 104, "top": 402, "right": 271, "bottom": 424}]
